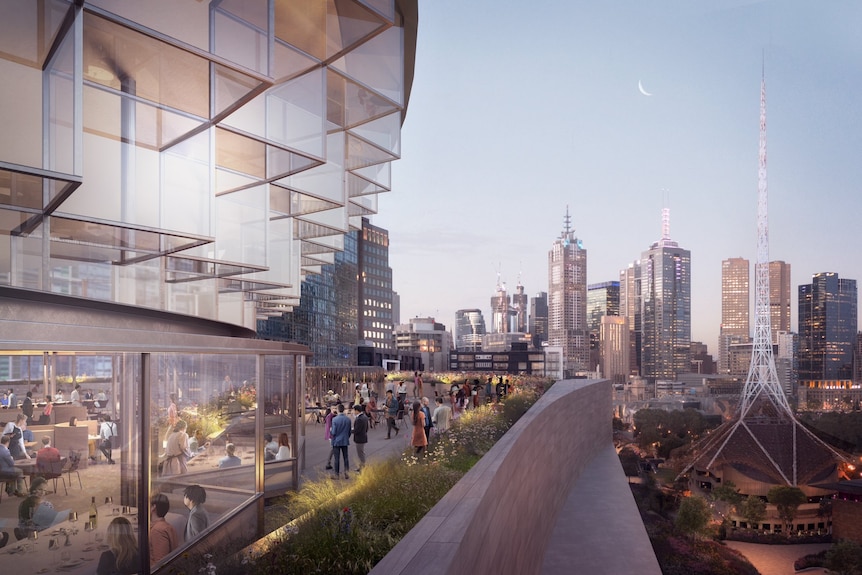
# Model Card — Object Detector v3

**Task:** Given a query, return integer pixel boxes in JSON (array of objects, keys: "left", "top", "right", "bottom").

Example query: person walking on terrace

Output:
[
  {"left": 324, "top": 404, "right": 337, "bottom": 470},
  {"left": 384, "top": 389, "right": 399, "bottom": 439},
  {"left": 411, "top": 400, "right": 428, "bottom": 456},
  {"left": 330, "top": 403, "right": 351, "bottom": 479},
  {"left": 352, "top": 404, "right": 368, "bottom": 473}
]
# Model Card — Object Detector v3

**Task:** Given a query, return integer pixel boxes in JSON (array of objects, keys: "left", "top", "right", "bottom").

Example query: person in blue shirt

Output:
[{"left": 329, "top": 403, "right": 351, "bottom": 479}]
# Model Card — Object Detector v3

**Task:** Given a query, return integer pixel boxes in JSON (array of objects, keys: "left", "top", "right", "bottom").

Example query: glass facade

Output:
[
  {"left": 455, "top": 309, "right": 486, "bottom": 352},
  {"left": 547, "top": 213, "right": 588, "bottom": 377},
  {"left": 529, "top": 291, "right": 548, "bottom": 350},
  {"left": 798, "top": 273, "right": 858, "bottom": 381},
  {"left": 0, "top": 1, "right": 417, "bottom": 572}
]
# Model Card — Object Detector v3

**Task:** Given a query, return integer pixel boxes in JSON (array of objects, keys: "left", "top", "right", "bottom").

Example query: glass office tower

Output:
[{"left": 798, "top": 272, "right": 858, "bottom": 381}]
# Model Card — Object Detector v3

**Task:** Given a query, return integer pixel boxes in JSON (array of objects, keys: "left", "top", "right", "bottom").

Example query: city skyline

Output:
[{"left": 374, "top": 0, "right": 862, "bottom": 354}]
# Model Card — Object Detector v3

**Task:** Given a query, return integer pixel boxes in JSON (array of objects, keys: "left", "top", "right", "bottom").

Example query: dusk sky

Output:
[{"left": 374, "top": 0, "right": 862, "bottom": 354}]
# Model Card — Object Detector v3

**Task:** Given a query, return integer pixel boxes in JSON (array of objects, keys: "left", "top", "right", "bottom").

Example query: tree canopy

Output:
[{"left": 767, "top": 486, "right": 807, "bottom": 533}]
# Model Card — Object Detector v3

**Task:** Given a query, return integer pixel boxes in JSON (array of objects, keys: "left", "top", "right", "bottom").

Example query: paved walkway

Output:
[
  {"left": 724, "top": 541, "right": 830, "bottom": 575},
  {"left": 300, "top": 410, "right": 416, "bottom": 482}
]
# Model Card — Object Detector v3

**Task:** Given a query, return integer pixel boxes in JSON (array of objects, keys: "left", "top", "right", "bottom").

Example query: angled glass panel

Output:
[
  {"left": 359, "top": 0, "right": 395, "bottom": 22},
  {"left": 329, "top": 0, "right": 387, "bottom": 56},
  {"left": 345, "top": 132, "right": 396, "bottom": 170},
  {"left": 216, "top": 169, "right": 259, "bottom": 196},
  {"left": 83, "top": 12, "right": 210, "bottom": 119},
  {"left": 351, "top": 161, "right": 390, "bottom": 190},
  {"left": 215, "top": 184, "right": 268, "bottom": 267},
  {"left": 86, "top": 0, "right": 210, "bottom": 50},
  {"left": 330, "top": 22, "right": 403, "bottom": 106},
  {"left": 348, "top": 192, "right": 377, "bottom": 217},
  {"left": 46, "top": 14, "right": 79, "bottom": 176},
  {"left": 349, "top": 110, "right": 400, "bottom": 156},
  {"left": 275, "top": 132, "right": 344, "bottom": 203},
  {"left": 246, "top": 216, "right": 298, "bottom": 295},
  {"left": 0, "top": 0, "right": 71, "bottom": 67},
  {"left": 0, "top": 59, "right": 44, "bottom": 169},
  {"left": 346, "top": 170, "right": 386, "bottom": 198},
  {"left": 295, "top": 205, "right": 347, "bottom": 235},
  {"left": 217, "top": 128, "right": 267, "bottom": 179},
  {"left": 266, "top": 69, "right": 326, "bottom": 159},
  {"left": 273, "top": 38, "right": 318, "bottom": 82},
  {"left": 162, "top": 130, "right": 212, "bottom": 237},
  {"left": 214, "top": 62, "right": 268, "bottom": 119},
  {"left": 214, "top": 0, "right": 270, "bottom": 75}
]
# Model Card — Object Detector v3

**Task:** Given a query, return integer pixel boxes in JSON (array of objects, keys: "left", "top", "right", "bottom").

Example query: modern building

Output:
[
  {"left": 721, "top": 258, "right": 750, "bottom": 337},
  {"left": 482, "top": 331, "right": 532, "bottom": 353},
  {"left": 638, "top": 209, "right": 691, "bottom": 383},
  {"left": 587, "top": 281, "right": 620, "bottom": 371},
  {"left": 513, "top": 280, "right": 529, "bottom": 334},
  {"left": 775, "top": 331, "right": 798, "bottom": 396},
  {"left": 394, "top": 316, "right": 451, "bottom": 372},
  {"left": 0, "top": 1, "right": 417, "bottom": 573},
  {"left": 490, "top": 278, "right": 514, "bottom": 333},
  {"left": 599, "top": 315, "right": 629, "bottom": 385},
  {"left": 529, "top": 291, "right": 548, "bottom": 349},
  {"left": 769, "top": 261, "right": 792, "bottom": 342},
  {"left": 259, "top": 232, "right": 359, "bottom": 366},
  {"left": 455, "top": 308, "right": 486, "bottom": 352},
  {"left": 798, "top": 273, "right": 858, "bottom": 382},
  {"left": 547, "top": 209, "right": 588, "bottom": 377},
  {"left": 620, "top": 263, "right": 641, "bottom": 376},
  {"left": 448, "top": 345, "right": 549, "bottom": 376},
  {"left": 358, "top": 217, "right": 394, "bottom": 351}
]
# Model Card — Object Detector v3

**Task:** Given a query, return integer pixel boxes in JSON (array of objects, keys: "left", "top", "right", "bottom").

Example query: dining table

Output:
[{"left": 2, "top": 503, "right": 139, "bottom": 574}]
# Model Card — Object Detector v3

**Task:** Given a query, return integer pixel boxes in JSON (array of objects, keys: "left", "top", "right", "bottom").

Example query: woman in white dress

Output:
[{"left": 161, "top": 420, "right": 192, "bottom": 476}]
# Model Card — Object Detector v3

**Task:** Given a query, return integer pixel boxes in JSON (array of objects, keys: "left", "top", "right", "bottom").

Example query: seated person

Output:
[
  {"left": 218, "top": 443, "right": 241, "bottom": 468},
  {"left": 264, "top": 433, "right": 278, "bottom": 462},
  {"left": 275, "top": 432, "right": 292, "bottom": 461},
  {"left": 36, "top": 436, "right": 61, "bottom": 465},
  {"left": 18, "top": 477, "right": 70, "bottom": 531},
  {"left": 0, "top": 435, "right": 26, "bottom": 497},
  {"left": 149, "top": 493, "right": 179, "bottom": 565}
]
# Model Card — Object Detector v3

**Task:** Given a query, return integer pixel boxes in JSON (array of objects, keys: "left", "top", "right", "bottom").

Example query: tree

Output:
[
  {"left": 675, "top": 495, "right": 712, "bottom": 537},
  {"left": 739, "top": 495, "right": 766, "bottom": 528},
  {"left": 711, "top": 480, "right": 743, "bottom": 517},
  {"left": 767, "top": 485, "right": 808, "bottom": 534},
  {"left": 826, "top": 540, "right": 862, "bottom": 575}
]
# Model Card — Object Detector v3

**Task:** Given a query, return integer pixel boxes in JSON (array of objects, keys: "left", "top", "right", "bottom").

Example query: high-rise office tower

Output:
[
  {"left": 587, "top": 281, "right": 620, "bottom": 371},
  {"left": 620, "top": 263, "right": 641, "bottom": 376},
  {"left": 639, "top": 208, "right": 691, "bottom": 383},
  {"left": 513, "top": 280, "right": 529, "bottom": 333},
  {"left": 548, "top": 209, "right": 588, "bottom": 377},
  {"left": 721, "top": 258, "right": 750, "bottom": 337},
  {"left": 455, "top": 309, "right": 486, "bottom": 352},
  {"left": 769, "top": 261, "right": 791, "bottom": 342},
  {"left": 600, "top": 316, "right": 629, "bottom": 385},
  {"left": 798, "top": 272, "right": 858, "bottom": 381},
  {"left": 529, "top": 292, "right": 548, "bottom": 349},
  {"left": 490, "top": 279, "right": 513, "bottom": 333},
  {"left": 719, "top": 257, "right": 750, "bottom": 374},
  {"left": 358, "top": 218, "right": 394, "bottom": 351}
]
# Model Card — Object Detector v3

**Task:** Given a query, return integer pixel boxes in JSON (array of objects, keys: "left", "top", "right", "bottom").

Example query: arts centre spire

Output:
[{"left": 680, "top": 73, "right": 847, "bottom": 492}]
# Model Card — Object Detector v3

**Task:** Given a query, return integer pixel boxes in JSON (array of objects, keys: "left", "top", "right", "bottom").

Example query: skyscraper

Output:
[
  {"left": 769, "top": 261, "right": 792, "bottom": 342},
  {"left": 798, "top": 272, "right": 858, "bottom": 381},
  {"left": 619, "top": 263, "right": 641, "bottom": 376},
  {"left": 721, "top": 258, "right": 750, "bottom": 338},
  {"left": 358, "top": 218, "right": 394, "bottom": 351},
  {"left": 639, "top": 209, "right": 691, "bottom": 383},
  {"left": 529, "top": 291, "right": 548, "bottom": 349},
  {"left": 548, "top": 209, "right": 588, "bottom": 377},
  {"left": 490, "top": 279, "right": 513, "bottom": 333},
  {"left": 513, "top": 280, "right": 529, "bottom": 334},
  {"left": 455, "top": 309, "right": 486, "bottom": 352},
  {"left": 587, "top": 281, "right": 620, "bottom": 371},
  {"left": 719, "top": 257, "right": 750, "bottom": 374}
]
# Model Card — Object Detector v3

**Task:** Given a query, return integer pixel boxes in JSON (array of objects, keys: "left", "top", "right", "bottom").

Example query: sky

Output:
[{"left": 373, "top": 0, "right": 862, "bottom": 354}]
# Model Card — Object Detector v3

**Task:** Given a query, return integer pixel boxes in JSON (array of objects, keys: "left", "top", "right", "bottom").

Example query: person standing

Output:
[
  {"left": 165, "top": 393, "right": 178, "bottom": 445},
  {"left": 414, "top": 371, "right": 423, "bottom": 399},
  {"left": 149, "top": 493, "right": 178, "bottom": 565},
  {"left": 352, "top": 404, "right": 368, "bottom": 473},
  {"left": 6, "top": 388, "right": 17, "bottom": 410},
  {"left": 21, "top": 392, "right": 34, "bottom": 425},
  {"left": 411, "top": 400, "right": 427, "bottom": 455},
  {"left": 330, "top": 403, "right": 351, "bottom": 479},
  {"left": 161, "top": 420, "right": 192, "bottom": 476},
  {"left": 432, "top": 397, "right": 452, "bottom": 434},
  {"left": 384, "top": 389, "right": 399, "bottom": 439},
  {"left": 70, "top": 384, "right": 82, "bottom": 407},
  {"left": 324, "top": 404, "right": 337, "bottom": 470},
  {"left": 396, "top": 380, "right": 407, "bottom": 406},
  {"left": 99, "top": 415, "right": 117, "bottom": 464},
  {"left": 420, "top": 397, "right": 433, "bottom": 443}
]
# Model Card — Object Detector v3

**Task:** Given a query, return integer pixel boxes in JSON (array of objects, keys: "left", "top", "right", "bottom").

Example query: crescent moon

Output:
[{"left": 638, "top": 80, "right": 652, "bottom": 97}]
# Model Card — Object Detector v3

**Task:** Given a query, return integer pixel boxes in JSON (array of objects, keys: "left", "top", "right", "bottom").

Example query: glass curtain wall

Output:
[{"left": 0, "top": 349, "right": 300, "bottom": 573}]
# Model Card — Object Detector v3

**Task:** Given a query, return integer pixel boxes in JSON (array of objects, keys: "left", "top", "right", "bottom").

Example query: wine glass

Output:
[
  {"left": 26, "top": 529, "right": 38, "bottom": 553},
  {"left": 94, "top": 530, "right": 104, "bottom": 547},
  {"left": 84, "top": 521, "right": 95, "bottom": 543},
  {"left": 68, "top": 511, "right": 78, "bottom": 524},
  {"left": 60, "top": 550, "right": 72, "bottom": 565},
  {"left": 49, "top": 537, "right": 59, "bottom": 565}
]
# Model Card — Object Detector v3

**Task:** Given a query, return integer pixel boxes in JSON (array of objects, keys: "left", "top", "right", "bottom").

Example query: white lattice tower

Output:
[{"left": 738, "top": 75, "right": 793, "bottom": 419}]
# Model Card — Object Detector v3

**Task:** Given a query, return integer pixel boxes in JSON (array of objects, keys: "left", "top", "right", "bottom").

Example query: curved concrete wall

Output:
[{"left": 371, "top": 378, "right": 659, "bottom": 575}]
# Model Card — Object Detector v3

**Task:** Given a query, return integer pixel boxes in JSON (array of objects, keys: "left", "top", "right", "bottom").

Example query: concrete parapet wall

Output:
[{"left": 370, "top": 378, "right": 626, "bottom": 575}]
